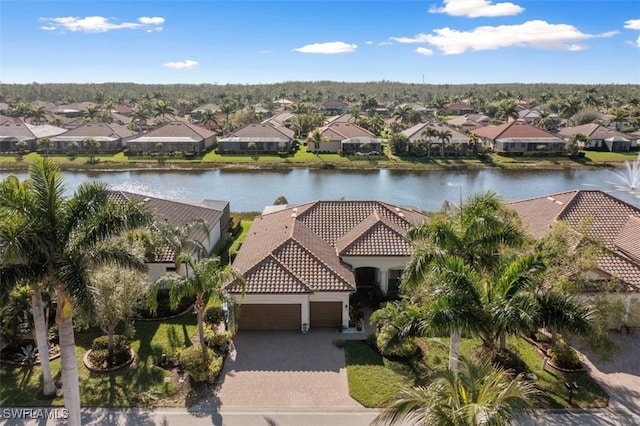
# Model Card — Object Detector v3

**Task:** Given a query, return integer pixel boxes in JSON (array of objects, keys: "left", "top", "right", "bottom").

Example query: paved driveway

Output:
[{"left": 214, "top": 330, "right": 362, "bottom": 409}]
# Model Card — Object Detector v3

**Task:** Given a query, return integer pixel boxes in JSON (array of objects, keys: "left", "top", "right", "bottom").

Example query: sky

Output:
[{"left": 1, "top": 0, "right": 639, "bottom": 85}]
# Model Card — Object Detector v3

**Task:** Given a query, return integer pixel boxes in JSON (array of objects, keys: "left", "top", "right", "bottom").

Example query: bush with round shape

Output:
[
  {"left": 547, "top": 342, "right": 581, "bottom": 369},
  {"left": 376, "top": 332, "right": 418, "bottom": 359},
  {"left": 204, "top": 329, "right": 232, "bottom": 352},
  {"left": 204, "top": 306, "right": 225, "bottom": 326},
  {"left": 179, "top": 345, "right": 223, "bottom": 383},
  {"left": 89, "top": 335, "right": 131, "bottom": 368}
]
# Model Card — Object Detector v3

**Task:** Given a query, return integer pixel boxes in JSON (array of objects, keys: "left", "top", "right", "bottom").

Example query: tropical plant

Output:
[
  {"left": 0, "top": 158, "right": 150, "bottom": 425},
  {"left": 373, "top": 356, "right": 539, "bottom": 426},
  {"left": 387, "top": 133, "right": 409, "bottom": 155},
  {"left": 37, "top": 138, "right": 54, "bottom": 157},
  {"left": 199, "top": 108, "right": 218, "bottom": 130},
  {"left": 149, "top": 254, "right": 245, "bottom": 354},
  {"left": 420, "top": 126, "right": 438, "bottom": 157},
  {"left": 496, "top": 100, "right": 519, "bottom": 123},
  {"left": 307, "top": 129, "right": 328, "bottom": 153},
  {"left": 437, "top": 129, "right": 452, "bottom": 157},
  {"left": 153, "top": 100, "right": 176, "bottom": 118},
  {"left": 83, "top": 138, "right": 101, "bottom": 163},
  {"left": 91, "top": 265, "right": 149, "bottom": 367}
]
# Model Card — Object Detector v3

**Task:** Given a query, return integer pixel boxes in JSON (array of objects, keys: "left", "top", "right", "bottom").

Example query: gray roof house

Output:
[
  {"left": 0, "top": 119, "right": 67, "bottom": 151},
  {"left": 558, "top": 123, "right": 635, "bottom": 152},
  {"left": 126, "top": 119, "right": 216, "bottom": 154},
  {"left": 309, "top": 122, "right": 381, "bottom": 154},
  {"left": 51, "top": 122, "right": 137, "bottom": 152},
  {"left": 218, "top": 123, "right": 294, "bottom": 154},
  {"left": 401, "top": 122, "right": 470, "bottom": 155}
]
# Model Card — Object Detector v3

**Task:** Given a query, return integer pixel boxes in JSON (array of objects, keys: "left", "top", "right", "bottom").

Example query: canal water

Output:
[{"left": 1, "top": 168, "right": 639, "bottom": 212}]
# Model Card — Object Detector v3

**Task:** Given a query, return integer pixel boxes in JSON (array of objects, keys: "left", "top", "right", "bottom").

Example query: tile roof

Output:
[
  {"left": 473, "top": 120, "right": 563, "bottom": 142},
  {"left": 557, "top": 124, "right": 632, "bottom": 141},
  {"left": 509, "top": 190, "right": 640, "bottom": 291},
  {"left": 53, "top": 122, "right": 136, "bottom": 140},
  {"left": 0, "top": 119, "right": 38, "bottom": 141},
  {"left": 109, "top": 191, "right": 227, "bottom": 263},
  {"left": 320, "top": 122, "right": 375, "bottom": 141},
  {"left": 401, "top": 122, "right": 469, "bottom": 143},
  {"left": 128, "top": 120, "right": 214, "bottom": 141},
  {"left": 222, "top": 123, "right": 294, "bottom": 140},
  {"left": 228, "top": 200, "right": 428, "bottom": 295}
]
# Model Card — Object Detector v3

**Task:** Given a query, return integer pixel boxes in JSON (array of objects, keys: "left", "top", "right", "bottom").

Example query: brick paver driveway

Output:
[{"left": 215, "top": 329, "right": 363, "bottom": 408}]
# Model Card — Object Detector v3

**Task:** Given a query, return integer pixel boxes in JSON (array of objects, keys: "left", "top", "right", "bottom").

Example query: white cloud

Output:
[
  {"left": 416, "top": 47, "right": 434, "bottom": 56},
  {"left": 293, "top": 41, "right": 357, "bottom": 54},
  {"left": 39, "top": 16, "right": 165, "bottom": 33},
  {"left": 365, "top": 41, "right": 373, "bottom": 45},
  {"left": 624, "top": 19, "right": 640, "bottom": 30},
  {"left": 391, "top": 20, "right": 617, "bottom": 55},
  {"left": 378, "top": 41, "right": 393, "bottom": 46},
  {"left": 162, "top": 60, "right": 199, "bottom": 69},
  {"left": 634, "top": 35, "right": 640, "bottom": 48},
  {"left": 429, "top": 0, "right": 524, "bottom": 18}
]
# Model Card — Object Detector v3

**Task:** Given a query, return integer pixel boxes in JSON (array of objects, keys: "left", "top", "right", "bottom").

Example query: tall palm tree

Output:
[
  {"left": 535, "top": 291, "right": 594, "bottom": 346},
  {"left": 0, "top": 175, "right": 56, "bottom": 397},
  {"left": 200, "top": 108, "right": 218, "bottom": 130},
  {"left": 421, "top": 126, "right": 438, "bottom": 158},
  {"left": 392, "top": 104, "right": 412, "bottom": 124},
  {"left": 37, "top": 137, "right": 54, "bottom": 157},
  {"left": 373, "top": 356, "right": 539, "bottom": 426},
  {"left": 153, "top": 100, "right": 176, "bottom": 118},
  {"left": 497, "top": 100, "right": 519, "bottom": 123},
  {"left": 83, "top": 138, "right": 101, "bottom": 163},
  {"left": 0, "top": 158, "right": 150, "bottom": 426},
  {"left": 83, "top": 106, "right": 100, "bottom": 122},
  {"left": 30, "top": 105, "right": 47, "bottom": 125},
  {"left": 150, "top": 254, "right": 245, "bottom": 353},
  {"left": 307, "top": 129, "right": 328, "bottom": 153},
  {"left": 437, "top": 129, "right": 452, "bottom": 157},
  {"left": 131, "top": 107, "right": 151, "bottom": 133}
]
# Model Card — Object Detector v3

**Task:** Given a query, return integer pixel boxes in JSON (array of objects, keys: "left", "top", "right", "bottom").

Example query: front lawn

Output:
[
  {"left": 344, "top": 340, "right": 420, "bottom": 407},
  {"left": 0, "top": 314, "right": 199, "bottom": 407},
  {"left": 344, "top": 336, "right": 609, "bottom": 409}
]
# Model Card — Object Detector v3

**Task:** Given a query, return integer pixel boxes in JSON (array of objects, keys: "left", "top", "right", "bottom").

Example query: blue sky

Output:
[{"left": 1, "top": 0, "right": 639, "bottom": 85}]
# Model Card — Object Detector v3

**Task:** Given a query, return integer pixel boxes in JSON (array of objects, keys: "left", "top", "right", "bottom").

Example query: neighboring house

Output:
[
  {"left": 321, "top": 99, "right": 349, "bottom": 115},
  {"left": 273, "top": 98, "right": 295, "bottom": 109},
  {"left": 217, "top": 123, "right": 294, "bottom": 153},
  {"left": 126, "top": 119, "right": 215, "bottom": 154},
  {"left": 263, "top": 111, "right": 296, "bottom": 128},
  {"left": 404, "top": 102, "right": 430, "bottom": 115},
  {"left": 0, "top": 119, "right": 66, "bottom": 151},
  {"left": 0, "top": 103, "right": 10, "bottom": 116},
  {"left": 309, "top": 122, "right": 381, "bottom": 154},
  {"left": 51, "top": 122, "right": 136, "bottom": 152},
  {"left": 113, "top": 103, "right": 133, "bottom": 116},
  {"left": 447, "top": 114, "right": 490, "bottom": 131},
  {"left": 48, "top": 102, "right": 97, "bottom": 118},
  {"left": 558, "top": 123, "right": 634, "bottom": 152},
  {"left": 401, "top": 122, "right": 470, "bottom": 155},
  {"left": 444, "top": 102, "right": 474, "bottom": 116},
  {"left": 509, "top": 190, "right": 640, "bottom": 328},
  {"left": 109, "top": 191, "right": 230, "bottom": 281},
  {"left": 473, "top": 120, "right": 566, "bottom": 155},
  {"left": 224, "top": 201, "right": 428, "bottom": 331},
  {"left": 190, "top": 103, "right": 221, "bottom": 121}
]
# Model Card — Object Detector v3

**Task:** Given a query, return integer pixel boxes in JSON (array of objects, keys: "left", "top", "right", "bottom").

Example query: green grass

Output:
[
  {"left": 584, "top": 151, "right": 640, "bottom": 162},
  {"left": 345, "top": 336, "right": 609, "bottom": 409},
  {"left": 344, "top": 340, "right": 419, "bottom": 407},
  {"left": 0, "top": 314, "right": 198, "bottom": 407}
]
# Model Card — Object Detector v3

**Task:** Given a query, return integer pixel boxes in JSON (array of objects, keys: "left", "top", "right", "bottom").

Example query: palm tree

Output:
[
  {"left": 153, "top": 100, "right": 176, "bottom": 118},
  {"left": 0, "top": 175, "right": 56, "bottom": 397},
  {"left": 37, "top": 138, "right": 54, "bottom": 157},
  {"left": 200, "top": 108, "right": 218, "bottom": 130},
  {"left": 307, "top": 129, "right": 328, "bottom": 153},
  {"left": 373, "top": 356, "right": 539, "bottom": 426},
  {"left": 131, "top": 107, "right": 150, "bottom": 133},
  {"left": 437, "top": 129, "right": 452, "bottom": 157},
  {"left": 392, "top": 104, "right": 412, "bottom": 124},
  {"left": 421, "top": 126, "right": 438, "bottom": 158},
  {"left": 83, "top": 138, "right": 101, "bottom": 163},
  {"left": 497, "top": 100, "right": 519, "bottom": 123},
  {"left": 147, "top": 219, "right": 210, "bottom": 274},
  {"left": 150, "top": 254, "right": 245, "bottom": 353},
  {"left": 220, "top": 103, "right": 235, "bottom": 121},
  {"left": 533, "top": 110, "right": 555, "bottom": 132},
  {"left": 535, "top": 291, "right": 594, "bottom": 346},
  {"left": 468, "top": 133, "right": 482, "bottom": 156},
  {"left": 30, "top": 105, "right": 47, "bottom": 125},
  {"left": 0, "top": 158, "right": 150, "bottom": 426},
  {"left": 83, "top": 106, "right": 100, "bottom": 122}
]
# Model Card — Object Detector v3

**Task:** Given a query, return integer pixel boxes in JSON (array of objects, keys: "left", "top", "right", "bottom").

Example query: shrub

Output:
[
  {"left": 376, "top": 332, "right": 419, "bottom": 359},
  {"left": 204, "top": 306, "right": 225, "bottom": 326},
  {"left": 179, "top": 345, "right": 223, "bottom": 383},
  {"left": 89, "top": 335, "right": 131, "bottom": 368},
  {"left": 547, "top": 342, "right": 581, "bottom": 369},
  {"left": 204, "top": 329, "right": 232, "bottom": 352}
]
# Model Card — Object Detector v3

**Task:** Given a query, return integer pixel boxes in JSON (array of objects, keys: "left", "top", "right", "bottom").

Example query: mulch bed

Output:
[{"left": 83, "top": 348, "right": 136, "bottom": 372}]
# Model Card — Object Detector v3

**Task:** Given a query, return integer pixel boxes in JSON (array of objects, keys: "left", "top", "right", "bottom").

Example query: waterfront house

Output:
[
  {"left": 401, "top": 122, "right": 470, "bottom": 155},
  {"left": 308, "top": 122, "right": 380, "bottom": 154},
  {"left": 473, "top": 120, "right": 566, "bottom": 155},
  {"left": 509, "top": 190, "right": 640, "bottom": 328},
  {"left": 51, "top": 122, "right": 136, "bottom": 153},
  {"left": 224, "top": 201, "right": 428, "bottom": 330},
  {"left": 217, "top": 123, "right": 294, "bottom": 154},
  {"left": 558, "top": 124, "right": 633, "bottom": 152},
  {"left": 126, "top": 119, "right": 215, "bottom": 154},
  {"left": 0, "top": 119, "right": 66, "bottom": 151}
]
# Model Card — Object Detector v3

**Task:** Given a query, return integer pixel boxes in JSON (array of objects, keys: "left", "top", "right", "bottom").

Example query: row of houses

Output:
[{"left": 132, "top": 186, "right": 640, "bottom": 332}]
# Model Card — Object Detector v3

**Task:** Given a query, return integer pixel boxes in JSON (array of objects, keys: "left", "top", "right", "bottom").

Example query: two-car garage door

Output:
[{"left": 237, "top": 302, "right": 342, "bottom": 330}]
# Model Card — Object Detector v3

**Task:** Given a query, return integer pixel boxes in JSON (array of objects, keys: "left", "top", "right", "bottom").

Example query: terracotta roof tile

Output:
[
  {"left": 614, "top": 216, "right": 640, "bottom": 262},
  {"left": 596, "top": 254, "right": 640, "bottom": 292},
  {"left": 474, "top": 120, "right": 563, "bottom": 142}
]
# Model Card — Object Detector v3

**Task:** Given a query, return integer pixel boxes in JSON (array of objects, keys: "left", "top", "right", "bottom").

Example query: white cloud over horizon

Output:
[
  {"left": 293, "top": 41, "right": 357, "bottom": 54},
  {"left": 429, "top": 0, "right": 524, "bottom": 18},
  {"left": 391, "top": 20, "right": 618, "bottom": 55},
  {"left": 39, "top": 16, "right": 165, "bottom": 33},
  {"left": 624, "top": 19, "right": 640, "bottom": 30},
  {"left": 162, "top": 60, "right": 199, "bottom": 69}
]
